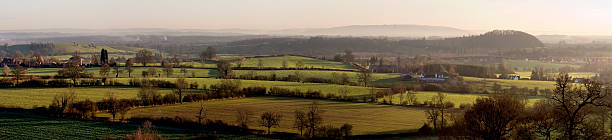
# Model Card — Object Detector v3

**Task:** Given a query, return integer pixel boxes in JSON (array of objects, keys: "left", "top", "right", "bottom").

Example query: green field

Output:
[
  {"left": 234, "top": 70, "right": 401, "bottom": 84},
  {"left": 463, "top": 76, "right": 557, "bottom": 90},
  {"left": 8, "top": 44, "right": 145, "bottom": 57},
  {"left": 124, "top": 97, "right": 428, "bottom": 135},
  {"left": 0, "top": 112, "right": 263, "bottom": 140},
  {"left": 504, "top": 59, "right": 580, "bottom": 71},
  {"left": 110, "top": 78, "right": 378, "bottom": 98},
  {"left": 237, "top": 56, "right": 355, "bottom": 70},
  {"left": 0, "top": 77, "right": 379, "bottom": 108},
  {"left": 117, "top": 61, "right": 217, "bottom": 68},
  {"left": 24, "top": 67, "right": 218, "bottom": 78},
  {"left": 155, "top": 78, "right": 379, "bottom": 98},
  {"left": 379, "top": 91, "right": 542, "bottom": 108},
  {"left": 0, "top": 87, "right": 172, "bottom": 108},
  {"left": 511, "top": 71, "right": 597, "bottom": 79}
]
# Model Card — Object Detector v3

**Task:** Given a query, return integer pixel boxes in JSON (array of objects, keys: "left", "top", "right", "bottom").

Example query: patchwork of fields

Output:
[
  {"left": 237, "top": 56, "right": 355, "bottom": 70},
  {"left": 0, "top": 55, "right": 589, "bottom": 137}
]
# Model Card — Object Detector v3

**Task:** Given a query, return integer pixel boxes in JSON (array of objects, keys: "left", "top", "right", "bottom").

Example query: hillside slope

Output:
[{"left": 217, "top": 30, "right": 544, "bottom": 55}]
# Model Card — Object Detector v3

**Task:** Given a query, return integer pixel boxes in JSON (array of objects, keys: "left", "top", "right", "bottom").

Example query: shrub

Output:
[
  {"left": 16, "top": 79, "right": 46, "bottom": 87},
  {"left": 0, "top": 79, "right": 13, "bottom": 87},
  {"left": 162, "top": 94, "right": 179, "bottom": 104},
  {"left": 423, "top": 83, "right": 444, "bottom": 91},
  {"left": 47, "top": 79, "right": 71, "bottom": 87},
  {"left": 80, "top": 79, "right": 102, "bottom": 86},
  {"left": 240, "top": 87, "right": 267, "bottom": 97},
  {"left": 418, "top": 123, "right": 433, "bottom": 134}
]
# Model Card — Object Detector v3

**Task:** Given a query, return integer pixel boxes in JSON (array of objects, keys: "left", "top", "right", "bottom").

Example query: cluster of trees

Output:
[
  {"left": 428, "top": 73, "right": 612, "bottom": 140},
  {"left": 234, "top": 101, "right": 352, "bottom": 139},
  {"left": 199, "top": 47, "right": 216, "bottom": 66},
  {"left": 530, "top": 67, "right": 554, "bottom": 81},
  {"left": 48, "top": 88, "right": 129, "bottom": 120},
  {"left": 332, "top": 50, "right": 354, "bottom": 63}
]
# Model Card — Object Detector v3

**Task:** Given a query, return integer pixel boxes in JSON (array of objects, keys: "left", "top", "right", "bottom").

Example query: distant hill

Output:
[
  {"left": 268, "top": 24, "right": 473, "bottom": 37},
  {"left": 216, "top": 30, "right": 543, "bottom": 55},
  {"left": 433, "top": 30, "right": 544, "bottom": 49},
  {"left": 537, "top": 35, "right": 612, "bottom": 44},
  {"left": 1, "top": 25, "right": 472, "bottom": 38},
  {"left": 2, "top": 43, "right": 142, "bottom": 57}
]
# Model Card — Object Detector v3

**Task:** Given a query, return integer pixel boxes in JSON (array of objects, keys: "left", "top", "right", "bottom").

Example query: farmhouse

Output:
[
  {"left": 509, "top": 75, "right": 520, "bottom": 80},
  {"left": 418, "top": 72, "right": 448, "bottom": 83}
]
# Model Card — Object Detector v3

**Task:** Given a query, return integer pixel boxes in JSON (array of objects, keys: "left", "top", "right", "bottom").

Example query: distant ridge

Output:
[
  {"left": 0, "top": 24, "right": 473, "bottom": 38},
  {"left": 270, "top": 24, "right": 473, "bottom": 37}
]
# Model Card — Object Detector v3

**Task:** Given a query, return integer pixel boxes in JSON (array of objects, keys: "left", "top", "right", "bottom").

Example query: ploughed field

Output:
[{"left": 123, "top": 97, "right": 429, "bottom": 135}]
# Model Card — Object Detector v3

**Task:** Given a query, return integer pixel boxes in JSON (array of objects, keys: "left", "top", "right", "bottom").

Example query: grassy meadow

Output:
[
  {"left": 511, "top": 71, "right": 597, "bottom": 79},
  {"left": 378, "top": 91, "right": 542, "bottom": 108},
  {"left": 123, "top": 97, "right": 428, "bottom": 135},
  {"left": 463, "top": 76, "right": 557, "bottom": 90},
  {"left": 504, "top": 59, "right": 580, "bottom": 71},
  {"left": 0, "top": 87, "right": 172, "bottom": 108},
  {"left": 24, "top": 67, "right": 218, "bottom": 78},
  {"left": 132, "top": 78, "right": 380, "bottom": 98},
  {"left": 237, "top": 56, "right": 355, "bottom": 70},
  {"left": 234, "top": 70, "right": 401, "bottom": 84}
]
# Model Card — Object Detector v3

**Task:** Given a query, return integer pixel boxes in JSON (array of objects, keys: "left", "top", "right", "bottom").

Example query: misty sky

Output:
[{"left": 1, "top": 0, "right": 611, "bottom": 35}]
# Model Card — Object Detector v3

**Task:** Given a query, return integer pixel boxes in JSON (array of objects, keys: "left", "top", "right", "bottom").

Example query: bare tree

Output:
[
  {"left": 296, "top": 60, "right": 304, "bottom": 69},
  {"left": 10, "top": 65, "right": 24, "bottom": 84},
  {"left": 2, "top": 65, "right": 9, "bottom": 77},
  {"left": 58, "top": 52, "right": 87, "bottom": 85},
  {"left": 50, "top": 87, "right": 77, "bottom": 116},
  {"left": 174, "top": 78, "right": 187, "bottom": 103},
  {"left": 236, "top": 109, "right": 251, "bottom": 129},
  {"left": 100, "top": 63, "right": 110, "bottom": 79},
  {"left": 357, "top": 69, "right": 372, "bottom": 87},
  {"left": 306, "top": 101, "right": 323, "bottom": 137},
  {"left": 282, "top": 60, "right": 288, "bottom": 68},
  {"left": 196, "top": 102, "right": 207, "bottom": 124},
  {"left": 216, "top": 60, "right": 233, "bottom": 79},
  {"left": 260, "top": 111, "right": 282, "bottom": 135},
  {"left": 294, "top": 110, "right": 307, "bottom": 136},
  {"left": 126, "top": 59, "right": 134, "bottom": 77},
  {"left": 528, "top": 100, "right": 557, "bottom": 140},
  {"left": 112, "top": 63, "right": 122, "bottom": 78},
  {"left": 464, "top": 95, "right": 524, "bottom": 140},
  {"left": 338, "top": 88, "right": 350, "bottom": 98},
  {"left": 101, "top": 91, "right": 120, "bottom": 120},
  {"left": 257, "top": 59, "right": 264, "bottom": 69},
  {"left": 162, "top": 61, "right": 173, "bottom": 77},
  {"left": 135, "top": 49, "right": 154, "bottom": 66},
  {"left": 549, "top": 73, "right": 610, "bottom": 140}
]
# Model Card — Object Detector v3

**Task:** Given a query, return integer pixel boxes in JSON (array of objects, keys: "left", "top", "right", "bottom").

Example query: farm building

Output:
[
  {"left": 509, "top": 75, "right": 520, "bottom": 80},
  {"left": 573, "top": 78, "right": 585, "bottom": 83},
  {"left": 418, "top": 72, "right": 448, "bottom": 83}
]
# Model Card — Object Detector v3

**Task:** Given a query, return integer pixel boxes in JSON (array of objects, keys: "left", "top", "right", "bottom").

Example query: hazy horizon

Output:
[{"left": 1, "top": 0, "right": 611, "bottom": 35}]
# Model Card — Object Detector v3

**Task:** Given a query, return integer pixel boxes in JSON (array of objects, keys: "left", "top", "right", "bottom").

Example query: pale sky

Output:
[{"left": 1, "top": 0, "right": 611, "bottom": 35}]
